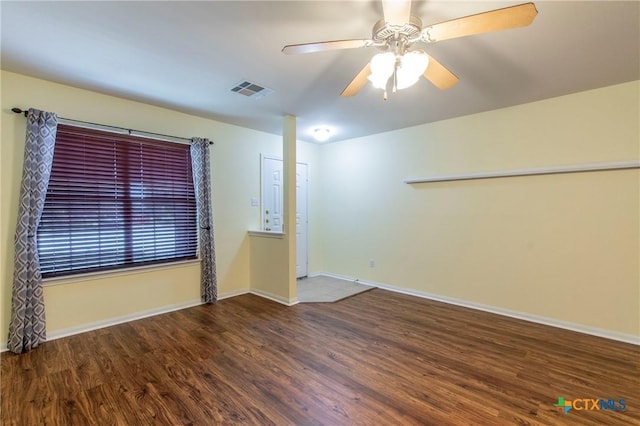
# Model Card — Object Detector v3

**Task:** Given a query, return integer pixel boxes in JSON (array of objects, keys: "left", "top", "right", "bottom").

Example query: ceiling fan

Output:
[{"left": 282, "top": 1, "right": 538, "bottom": 98}]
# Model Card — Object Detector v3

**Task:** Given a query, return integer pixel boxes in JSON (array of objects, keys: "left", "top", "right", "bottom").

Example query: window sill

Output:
[{"left": 42, "top": 258, "right": 201, "bottom": 287}]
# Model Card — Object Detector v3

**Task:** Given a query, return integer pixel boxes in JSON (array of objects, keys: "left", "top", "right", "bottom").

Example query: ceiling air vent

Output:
[{"left": 229, "top": 80, "right": 273, "bottom": 99}]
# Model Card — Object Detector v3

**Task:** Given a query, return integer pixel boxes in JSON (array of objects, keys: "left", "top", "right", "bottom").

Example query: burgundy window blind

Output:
[{"left": 37, "top": 124, "right": 197, "bottom": 278}]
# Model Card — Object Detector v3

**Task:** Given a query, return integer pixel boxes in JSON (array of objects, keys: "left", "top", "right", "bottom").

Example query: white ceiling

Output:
[{"left": 2, "top": 1, "right": 638, "bottom": 143}]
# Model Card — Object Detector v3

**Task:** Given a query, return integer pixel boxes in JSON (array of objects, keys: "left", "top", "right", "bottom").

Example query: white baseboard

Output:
[
  {"left": 219, "top": 287, "right": 301, "bottom": 306},
  {"left": 2, "top": 300, "right": 205, "bottom": 352},
  {"left": 312, "top": 272, "right": 640, "bottom": 346},
  {"left": 250, "top": 289, "right": 299, "bottom": 306},
  {"left": 218, "top": 288, "right": 250, "bottom": 300},
  {"left": 0, "top": 288, "right": 293, "bottom": 352},
  {"left": 309, "top": 271, "right": 359, "bottom": 282},
  {"left": 46, "top": 298, "right": 204, "bottom": 344},
  {"left": 4, "top": 275, "right": 634, "bottom": 351}
]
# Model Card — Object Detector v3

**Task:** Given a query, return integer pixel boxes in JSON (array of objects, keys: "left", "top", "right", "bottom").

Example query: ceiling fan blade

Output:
[
  {"left": 424, "top": 3, "right": 538, "bottom": 43},
  {"left": 423, "top": 54, "right": 459, "bottom": 90},
  {"left": 282, "top": 39, "right": 373, "bottom": 55},
  {"left": 341, "top": 62, "right": 372, "bottom": 97},
  {"left": 382, "top": 0, "right": 412, "bottom": 25}
]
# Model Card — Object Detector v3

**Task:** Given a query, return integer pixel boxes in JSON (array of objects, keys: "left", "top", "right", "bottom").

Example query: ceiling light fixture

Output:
[
  {"left": 368, "top": 50, "right": 429, "bottom": 98},
  {"left": 313, "top": 127, "right": 331, "bottom": 142}
]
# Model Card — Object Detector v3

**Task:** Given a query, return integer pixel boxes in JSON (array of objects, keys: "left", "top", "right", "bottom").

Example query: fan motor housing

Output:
[{"left": 372, "top": 15, "right": 423, "bottom": 44}]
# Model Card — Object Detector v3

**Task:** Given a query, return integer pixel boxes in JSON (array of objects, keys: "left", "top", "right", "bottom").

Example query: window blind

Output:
[{"left": 38, "top": 124, "right": 198, "bottom": 278}]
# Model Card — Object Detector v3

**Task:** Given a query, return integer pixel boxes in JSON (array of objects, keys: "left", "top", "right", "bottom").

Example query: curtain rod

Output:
[{"left": 11, "top": 107, "right": 213, "bottom": 145}]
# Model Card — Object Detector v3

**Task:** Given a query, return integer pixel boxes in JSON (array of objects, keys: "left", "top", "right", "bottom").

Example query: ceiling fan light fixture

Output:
[
  {"left": 396, "top": 51, "right": 429, "bottom": 90},
  {"left": 313, "top": 127, "right": 331, "bottom": 142},
  {"left": 284, "top": 2, "right": 538, "bottom": 97}
]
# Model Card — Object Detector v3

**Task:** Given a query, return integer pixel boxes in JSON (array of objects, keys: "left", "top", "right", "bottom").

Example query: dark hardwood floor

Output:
[{"left": 2, "top": 289, "right": 639, "bottom": 425}]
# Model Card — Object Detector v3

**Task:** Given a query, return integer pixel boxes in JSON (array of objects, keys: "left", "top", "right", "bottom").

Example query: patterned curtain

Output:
[
  {"left": 8, "top": 109, "right": 58, "bottom": 353},
  {"left": 190, "top": 138, "right": 217, "bottom": 303}
]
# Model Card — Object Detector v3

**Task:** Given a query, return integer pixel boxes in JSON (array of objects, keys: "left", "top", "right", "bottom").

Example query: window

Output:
[{"left": 38, "top": 124, "right": 198, "bottom": 278}]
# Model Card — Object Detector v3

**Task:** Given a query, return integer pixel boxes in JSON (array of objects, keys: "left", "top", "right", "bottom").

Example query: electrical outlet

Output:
[{"left": 369, "top": 259, "right": 375, "bottom": 268}]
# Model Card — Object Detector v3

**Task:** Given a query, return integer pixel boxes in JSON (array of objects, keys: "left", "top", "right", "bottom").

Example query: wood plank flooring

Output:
[{"left": 2, "top": 289, "right": 639, "bottom": 425}]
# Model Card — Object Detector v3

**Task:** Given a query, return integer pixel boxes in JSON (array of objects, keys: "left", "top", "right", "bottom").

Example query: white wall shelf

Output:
[{"left": 404, "top": 160, "right": 640, "bottom": 184}]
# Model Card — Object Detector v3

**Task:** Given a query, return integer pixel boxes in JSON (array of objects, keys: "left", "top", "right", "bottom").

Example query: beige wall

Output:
[
  {"left": 249, "top": 235, "right": 290, "bottom": 301},
  {"left": 2, "top": 69, "right": 637, "bottom": 346},
  {"left": 317, "top": 81, "right": 640, "bottom": 337},
  {"left": 0, "top": 71, "right": 318, "bottom": 346}
]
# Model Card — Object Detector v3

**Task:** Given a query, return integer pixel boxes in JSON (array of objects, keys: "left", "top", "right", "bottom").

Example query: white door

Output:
[
  {"left": 261, "top": 156, "right": 283, "bottom": 232},
  {"left": 261, "top": 156, "right": 308, "bottom": 278}
]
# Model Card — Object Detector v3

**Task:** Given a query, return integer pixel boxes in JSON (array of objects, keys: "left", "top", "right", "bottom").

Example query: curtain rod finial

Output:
[{"left": 11, "top": 107, "right": 28, "bottom": 116}]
